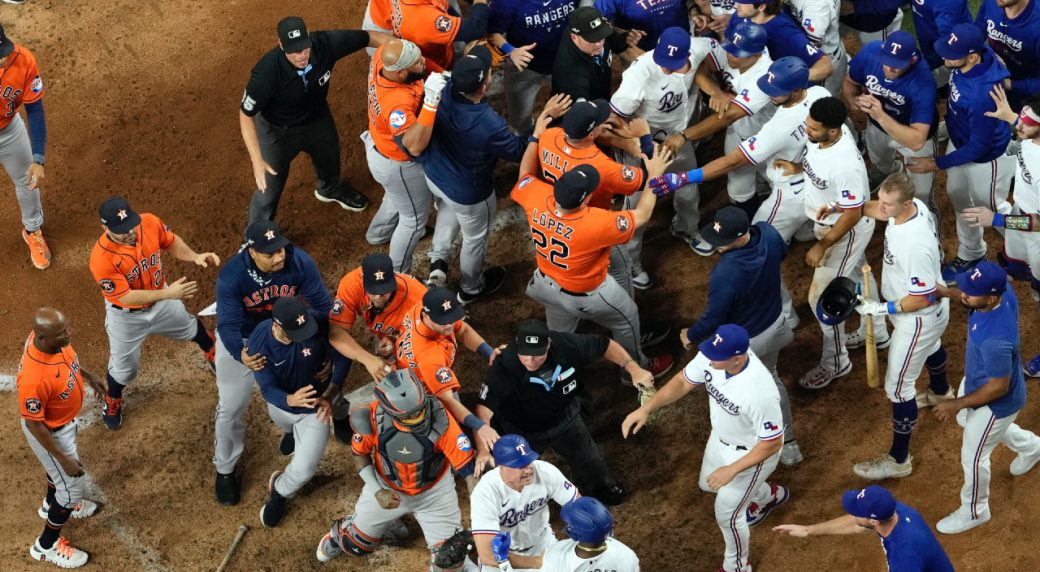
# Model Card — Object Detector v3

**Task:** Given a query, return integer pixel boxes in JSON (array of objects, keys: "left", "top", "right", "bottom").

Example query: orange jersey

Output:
[
  {"left": 0, "top": 45, "right": 44, "bottom": 130},
  {"left": 511, "top": 175, "right": 636, "bottom": 293},
  {"left": 352, "top": 401, "right": 474, "bottom": 495},
  {"left": 368, "top": 44, "right": 425, "bottom": 161},
  {"left": 369, "top": 0, "right": 393, "bottom": 29},
  {"left": 395, "top": 303, "right": 463, "bottom": 397},
  {"left": 330, "top": 268, "right": 428, "bottom": 341},
  {"left": 390, "top": 0, "right": 459, "bottom": 72},
  {"left": 17, "top": 333, "right": 84, "bottom": 429},
  {"left": 88, "top": 213, "right": 175, "bottom": 308},
  {"left": 537, "top": 127, "right": 645, "bottom": 209}
]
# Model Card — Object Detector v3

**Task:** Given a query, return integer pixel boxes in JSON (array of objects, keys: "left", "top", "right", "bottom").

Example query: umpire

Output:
[
  {"left": 240, "top": 16, "right": 381, "bottom": 223},
  {"left": 552, "top": 6, "right": 633, "bottom": 101},
  {"left": 679, "top": 207, "right": 802, "bottom": 466},
  {"left": 474, "top": 319, "right": 654, "bottom": 505}
]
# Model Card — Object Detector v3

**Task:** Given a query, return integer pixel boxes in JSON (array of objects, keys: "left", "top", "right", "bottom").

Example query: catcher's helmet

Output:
[
  {"left": 723, "top": 21, "right": 767, "bottom": 58},
  {"left": 374, "top": 369, "right": 430, "bottom": 425},
  {"left": 815, "top": 276, "right": 860, "bottom": 325},
  {"left": 561, "top": 497, "right": 614, "bottom": 544},
  {"left": 758, "top": 57, "right": 810, "bottom": 97}
]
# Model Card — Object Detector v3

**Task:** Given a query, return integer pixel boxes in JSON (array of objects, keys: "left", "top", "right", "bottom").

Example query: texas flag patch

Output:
[
  {"left": 763, "top": 421, "right": 779, "bottom": 431},
  {"left": 747, "top": 137, "right": 757, "bottom": 151},
  {"left": 842, "top": 190, "right": 857, "bottom": 202},
  {"left": 911, "top": 277, "right": 927, "bottom": 287},
  {"left": 739, "top": 89, "right": 750, "bottom": 102},
  {"left": 803, "top": 18, "right": 815, "bottom": 33}
]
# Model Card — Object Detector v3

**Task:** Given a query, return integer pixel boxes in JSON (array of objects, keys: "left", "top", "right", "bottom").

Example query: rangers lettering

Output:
[
  {"left": 864, "top": 75, "right": 906, "bottom": 106},
  {"left": 985, "top": 21, "right": 1023, "bottom": 52},
  {"left": 523, "top": 4, "right": 575, "bottom": 27}
]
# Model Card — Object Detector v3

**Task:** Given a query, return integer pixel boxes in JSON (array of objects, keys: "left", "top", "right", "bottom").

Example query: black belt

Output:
[
  {"left": 110, "top": 303, "right": 150, "bottom": 313},
  {"left": 538, "top": 271, "right": 591, "bottom": 297},
  {"left": 50, "top": 421, "right": 72, "bottom": 433},
  {"left": 720, "top": 438, "right": 748, "bottom": 451}
]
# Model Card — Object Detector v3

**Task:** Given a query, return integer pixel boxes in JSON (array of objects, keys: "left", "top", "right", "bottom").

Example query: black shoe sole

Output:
[
  {"left": 458, "top": 266, "right": 506, "bottom": 304},
  {"left": 314, "top": 189, "right": 368, "bottom": 212}
]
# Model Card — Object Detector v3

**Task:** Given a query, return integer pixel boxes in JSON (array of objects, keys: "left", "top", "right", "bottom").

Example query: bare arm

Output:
[
  {"left": 816, "top": 207, "right": 863, "bottom": 252},
  {"left": 701, "top": 146, "right": 752, "bottom": 181},
  {"left": 681, "top": 104, "right": 748, "bottom": 143},
  {"left": 165, "top": 235, "right": 218, "bottom": 266},
  {"left": 399, "top": 123, "right": 435, "bottom": 157},
  {"left": 474, "top": 534, "right": 543, "bottom": 568},
  {"left": 632, "top": 145, "right": 674, "bottom": 227},
  {"left": 329, "top": 325, "right": 389, "bottom": 381},
  {"left": 774, "top": 514, "right": 866, "bottom": 537}
]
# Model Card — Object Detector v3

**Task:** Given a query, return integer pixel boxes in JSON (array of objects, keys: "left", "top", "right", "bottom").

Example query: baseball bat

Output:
[
  {"left": 861, "top": 265, "right": 880, "bottom": 389},
  {"left": 216, "top": 524, "right": 248, "bottom": 572}
]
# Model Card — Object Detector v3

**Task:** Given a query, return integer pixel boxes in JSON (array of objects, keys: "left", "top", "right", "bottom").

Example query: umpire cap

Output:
[
  {"left": 561, "top": 497, "right": 614, "bottom": 544},
  {"left": 493, "top": 434, "right": 539, "bottom": 468},
  {"left": 815, "top": 276, "right": 859, "bottom": 325}
]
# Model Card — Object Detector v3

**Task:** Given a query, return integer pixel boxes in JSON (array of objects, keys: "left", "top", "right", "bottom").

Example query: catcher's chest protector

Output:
[{"left": 375, "top": 408, "right": 450, "bottom": 490}]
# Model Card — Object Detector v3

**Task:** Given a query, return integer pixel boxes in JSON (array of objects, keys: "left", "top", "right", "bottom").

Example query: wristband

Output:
[
  {"left": 477, "top": 342, "right": 494, "bottom": 359},
  {"left": 993, "top": 213, "right": 1006, "bottom": 228},
  {"left": 528, "top": 135, "right": 539, "bottom": 145},
  {"left": 886, "top": 301, "right": 898, "bottom": 315},
  {"left": 686, "top": 168, "right": 704, "bottom": 184},
  {"left": 1005, "top": 214, "right": 1034, "bottom": 231},
  {"left": 639, "top": 133, "right": 654, "bottom": 157},
  {"left": 359, "top": 465, "right": 382, "bottom": 489},
  {"left": 500, "top": 42, "right": 515, "bottom": 55},
  {"left": 418, "top": 105, "right": 437, "bottom": 127},
  {"left": 463, "top": 414, "right": 486, "bottom": 430}
]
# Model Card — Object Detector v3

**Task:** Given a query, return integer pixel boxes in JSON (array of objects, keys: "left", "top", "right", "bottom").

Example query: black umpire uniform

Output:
[
  {"left": 551, "top": 6, "right": 630, "bottom": 102},
  {"left": 240, "top": 17, "right": 373, "bottom": 223},
  {"left": 477, "top": 319, "right": 625, "bottom": 504}
]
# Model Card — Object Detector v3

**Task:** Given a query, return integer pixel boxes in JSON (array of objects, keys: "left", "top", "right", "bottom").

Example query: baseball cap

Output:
[
  {"left": 245, "top": 220, "right": 290, "bottom": 254},
  {"left": 272, "top": 297, "right": 319, "bottom": 342},
  {"left": 758, "top": 56, "right": 810, "bottom": 97},
  {"left": 698, "top": 324, "right": 750, "bottom": 361},
  {"left": 653, "top": 27, "right": 692, "bottom": 71},
  {"left": 554, "top": 165, "right": 601, "bottom": 209},
  {"left": 422, "top": 287, "right": 465, "bottom": 325},
  {"left": 955, "top": 261, "right": 1007, "bottom": 296},
  {"left": 493, "top": 434, "right": 540, "bottom": 469},
  {"left": 879, "top": 31, "right": 917, "bottom": 69},
  {"left": 700, "top": 206, "right": 750, "bottom": 248},
  {"left": 278, "top": 16, "right": 312, "bottom": 53},
  {"left": 516, "top": 319, "right": 550, "bottom": 356},
  {"left": 0, "top": 24, "right": 14, "bottom": 58},
  {"left": 562, "top": 99, "right": 611, "bottom": 139},
  {"left": 98, "top": 196, "right": 142, "bottom": 234},
  {"left": 452, "top": 45, "right": 493, "bottom": 95},
  {"left": 569, "top": 6, "right": 614, "bottom": 43},
  {"left": 361, "top": 253, "right": 396, "bottom": 295},
  {"left": 934, "top": 23, "right": 985, "bottom": 61},
  {"left": 723, "top": 21, "right": 767, "bottom": 58},
  {"left": 842, "top": 485, "right": 896, "bottom": 520}
]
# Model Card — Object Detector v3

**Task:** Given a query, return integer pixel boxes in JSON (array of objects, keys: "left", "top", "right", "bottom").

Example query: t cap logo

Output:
[
  {"left": 970, "top": 267, "right": 982, "bottom": 280},
  {"left": 948, "top": 33, "right": 959, "bottom": 46},
  {"left": 889, "top": 42, "right": 902, "bottom": 55},
  {"left": 732, "top": 33, "right": 743, "bottom": 44},
  {"left": 857, "top": 489, "right": 867, "bottom": 500},
  {"left": 667, "top": 45, "right": 678, "bottom": 56},
  {"left": 767, "top": 71, "right": 775, "bottom": 84},
  {"left": 288, "top": 29, "right": 302, "bottom": 39},
  {"left": 712, "top": 333, "right": 724, "bottom": 346},
  {"left": 516, "top": 443, "right": 529, "bottom": 455}
]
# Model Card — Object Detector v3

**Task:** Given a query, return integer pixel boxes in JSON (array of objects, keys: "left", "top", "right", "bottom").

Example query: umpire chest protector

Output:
[{"left": 354, "top": 405, "right": 452, "bottom": 490}]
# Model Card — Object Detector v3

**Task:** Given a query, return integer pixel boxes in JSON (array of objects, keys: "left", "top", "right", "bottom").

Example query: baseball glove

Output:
[
  {"left": 433, "top": 528, "right": 474, "bottom": 569},
  {"left": 637, "top": 386, "right": 660, "bottom": 426}
]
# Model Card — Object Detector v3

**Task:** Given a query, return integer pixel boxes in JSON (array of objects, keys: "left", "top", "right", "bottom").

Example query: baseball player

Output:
[
  {"left": 240, "top": 18, "right": 377, "bottom": 223},
  {"left": 249, "top": 297, "right": 350, "bottom": 527},
  {"left": 843, "top": 31, "right": 938, "bottom": 204},
  {"left": 389, "top": 0, "right": 490, "bottom": 72},
  {"left": 774, "top": 97, "right": 880, "bottom": 390},
  {"left": 0, "top": 24, "right": 50, "bottom": 270},
  {"left": 88, "top": 196, "right": 219, "bottom": 431},
  {"left": 315, "top": 369, "right": 477, "bottom": 570},
  {"left": 516, "top": 110, "right": 675, "bottom": 379},
  {"left": 213, "top": 220, "right": 332, "bottom": 506},
  {"left": 728, "top": 0, "right": 833, "bottom": 84},
  {"left": 931, "top": 262, "right": 1040, "bottom": 534},
  {"left": 362, "top": 38, "right": 447, "bottom": 274},
  {"left": 18, "top": 308, "right": 105, "bottom": 569},
  {"left": 837, "top": 0, "right": 902, "bottom": 48},
  {"left": 774, "top": 485, "right": 955, "bottom": 571},
  {"left": 781, "top": 0, "right": 847, "bottom": 96},
  {"left": 975, "top": 0, "right": 1040, "bottom": 111},
  {"left": 610, "top": 27, "right": 721, "bottom": 270},
  {"left": 540, "top": 497, "right": 640, "bottom": 571},
  {"left": 623, "top": 324, "right": 788, "bottom": 572},
  {"left": 394, "top": 287, "right": 503, "bottom": 456},
  {"left": 840, "top": 172, "right": 952, "bottom": 480},
  {"left": 471, "top": 434, "right": 580, "bottom": 570},
  {"left": 907, "top": 24, "right": 1014, "bottom": 284},
  {"left": 672, "top": 21, "right": 775, "bottom": 219}
]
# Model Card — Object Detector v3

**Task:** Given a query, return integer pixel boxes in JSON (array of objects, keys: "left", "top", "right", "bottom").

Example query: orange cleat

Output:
[{"left": 23, "top": 229, "right": 51, "bottom": 270}]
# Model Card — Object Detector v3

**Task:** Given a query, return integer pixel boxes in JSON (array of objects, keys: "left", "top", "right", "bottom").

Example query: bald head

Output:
[
  {"left": 381, "top": 38, "right": 423, "bottom": 80},
  {"left": 381, "top": 38, "right": 405, "bottom": 67},
  {"left": 32, "top": 307, "right": 70, "bottom": 352}
]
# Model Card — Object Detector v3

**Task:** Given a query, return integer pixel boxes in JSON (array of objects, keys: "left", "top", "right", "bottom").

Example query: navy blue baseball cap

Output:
[
  {"left": 422, "top": 287, "right": 465, "bottom": 325},
  {"left": 934, "top": 23, "right": 986, "bottom": 61},
  {"left": 758, "top": 56, "right": 810, "bottom": 97},
  {"left": 879, "top": 31, "right": 917, "bottom": 69},
  {"left": 700, "top": 206, "right": 749, "bottom": 248},
  {"left": 554, "top": 164, "right": 601, "bottom": 209},
  {"left": 273, "top": 297, "right": 318, "bottom": 342},
  {"left": 361, "top": 253, "right": 396, "bottom": 295},
  {"left": 99, "top": 196, "right": 142, "bottom": 234},
  {"left": 246, "top": 220, "right": 291, "bottom": 254},
  {"left": 0, "top": 24, "right": 15, "bottom": 58},
  {"left": 698, "top": 324, "right": 750, "bottom": 361},
  {"left": 452, "top": 45, "right": 492, "bottom": 95},
  {"left": 955, "top": 260, "right": 1007, "bottom": 296},
  {"left": 842, "top": 485, "right": 896, "bottom": 520},
  {"left": 723, "top": 21, "right": 767, "bottom": 58},
  {"left": 653, "top": 27, "right": 692, "bottom": 71},
  {"left": 562, "top": 99, "right": 611, "bottom": 139},
  {"left": 493, "top": 434, "right": 540, "bottom": 469}
]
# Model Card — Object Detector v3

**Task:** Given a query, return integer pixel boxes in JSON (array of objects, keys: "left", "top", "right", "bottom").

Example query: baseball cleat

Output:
[
  {"left": 746, "top": 484, "right": 789, "bottom": 527},
  {"left": 797, "top": 363, "right": 852, "bottom": 390},
  {"left": 101, "top": 396, "right": 123, "bottom": 430},
  {"left": 457, "top": 266, "right": 506, "bottom": 305},
  {"left": 853, "top": 454, "right": 913, "bottom": 480},
  {"left": 845, "top": 328, "right": 890, "bottom": 350},
  {"left": 936, "top": 506, "right": 990, "bottom": 535},
  {"left": 29, "top": 537, "right": 89, "bottom": 569},
  {"left": 631, "top": 270, "right": 652, "bottom": 290},
  {"left": 314, "top": 185, "right": 369, "bottom": 212},
  {"left": 646, "top": 353, "right": 675, "bottom": 380},
  {"left": 23, "top": 229, "right": 51, "bottom": 270},
  {"left": 1010, "top": 448, "right": 1040, "bottom": 476},
  {"left": 940, "top": 256, "right": 985, "bottom": 286},
  {"left": 686, "top": 232, "right": 715, "bottom": 256},
  {"left": 1023, "top": 354, "right": 1040, "bottom": 378},
  {"left": 38, "top": 499, "right": 98, "bottom": 520},
  {"left": 639, "top": 322, "right": 671, "bottom": 348},
  {"left": 279, "top": 432, "right": 295, "bottom": 455},
  {"left": 780, "top": 441, "right": 803, "bottom": 466},
  {"left": 215, "top": 471, "right": 241, "bottom": 506},
  {"left": 426, "top": 259, "right": 448, "bottom": 288},
  {"left": 916, "top": 387, "right": 954, "bottom": 408},
  {"left": 259, "top": 471, "right": 288, "bottom": 528},
  {"left": 316, "top": 518, "right": 348, "bottom": 562}
]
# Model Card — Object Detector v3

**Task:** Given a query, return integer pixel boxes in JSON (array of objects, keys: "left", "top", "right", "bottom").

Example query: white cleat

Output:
[
  {"left": 37, "top": 500, "right": 98, "bottom": 520},
  {"left": 29, "top": 537, "right": 89, "bottom": 569},
  {"left": 853, "top": 454, "right": 913, "bottom": 480},
  {"left": 936, "top": 507, "right": 990, "bottom": 535},
  {"left": 1010, "top": 448, "right": 1040, "bottom": 476}
]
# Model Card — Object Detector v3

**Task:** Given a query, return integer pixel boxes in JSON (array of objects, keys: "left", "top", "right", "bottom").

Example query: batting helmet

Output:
[
  {"left": 374, "top": 369, "right": 431, "bottom": 430},
  {"left": 722, "top": 21, "right": 767, "bottom": 58},
  {"left": 757, "top": 57, "right": 810, "bottom": 97},
  {"left": 492, "top": 434, "right": 540, "bottom": 469},
  {"left": 815, "top": 276, "right": 860, "bottom": 325},
  {"left": 561, "top": 497, "right": 614, "bottom": 544}
]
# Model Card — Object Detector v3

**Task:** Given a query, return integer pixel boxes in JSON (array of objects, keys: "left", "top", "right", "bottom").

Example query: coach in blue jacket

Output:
[{"left": 423, "top": 46, "right": 524, "bottom": 305}]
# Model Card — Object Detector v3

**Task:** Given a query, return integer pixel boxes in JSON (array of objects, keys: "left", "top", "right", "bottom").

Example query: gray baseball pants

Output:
[
  {"left": 266, "top": 404, "right": 330, "bottom": 497},
  {"left": 22, "top": 419, "right": 84, "bottom": 509},
  {"left": 426, "top": 176, "right": 496, "bottom": 294},
  {"left": 2, "top": 113, "right": 43, "bottom": 231},
  {"left": 944, "top": 142, "right": 1014, "bottom": 261},
  {"left": 104, "top": 299, "right": 199, "bottom": 386},
  {"left": 750, "top": 313, "right": 796, "bottom": 441},
  {"left": 213, "top": 332, "right": 255, "bottom": 475}
]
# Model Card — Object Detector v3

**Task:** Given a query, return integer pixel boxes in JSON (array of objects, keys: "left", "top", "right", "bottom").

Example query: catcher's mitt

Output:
[
  {"left": 637, "top": 386, "right": 660, "bottom": 426},
  {"left": 433, "top": 528, "right": 474, "bottom": 569}
]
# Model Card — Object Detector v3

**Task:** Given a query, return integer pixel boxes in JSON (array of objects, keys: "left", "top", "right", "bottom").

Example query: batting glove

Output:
[
  {"left": 855, "top": 295, "right": 889, "bottom": 316},
  {"left": 649, "top": 168, "right": 704, "bottom": 197},
  {"left": 423, "top": 72, "right": 448, "bottom": 108},
  {"left": 491, "top": 531, "right": 511, "bottom": 563}
]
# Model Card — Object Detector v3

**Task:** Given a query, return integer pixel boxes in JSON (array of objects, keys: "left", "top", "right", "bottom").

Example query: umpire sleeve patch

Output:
[
  {"left": 616, "top": 215, "right": 630, "bottom": 232},
  {"left": 99, "top": 279, "right": 116, "bottom": 294}
]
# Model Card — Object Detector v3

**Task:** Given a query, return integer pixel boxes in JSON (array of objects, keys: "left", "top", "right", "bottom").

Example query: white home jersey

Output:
[
  {"left": 709, "top": 44, "right": 777, "bottom": 139},
  {"left": 540, "top": 537, "right": 641, "bottom": 571},
  {"left": 738, "top": 85, "right": 830, "bottom": 186},
  {"left": 783, "top": 0, "right": 845, "bottom": 60},
  {"left": 882, "top": 198, "right": 941, "bottom": 307},
  {"left": 802, "top": 124, "right": 869, "bottom": 224},
  {"left": 1015, "top": 139, "right": 1040, "bottom": 214}
]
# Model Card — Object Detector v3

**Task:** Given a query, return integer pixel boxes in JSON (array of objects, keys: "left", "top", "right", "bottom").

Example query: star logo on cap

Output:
[
  {"left": 117, "top": 209, "right": 128, "bottom": 220},
  {"left": 714, "top": 221, "right": 722, "bottom": 232},
  {"left": 265, "top": 229, "right": 275, "bottom": 241},
  {"left": 296, "top": 314, "right": 306, "bottom": 325},
  {"left": 442, "top": 300, "right": 453, "bottom": 311},
  {"left": 374, "top": 270, "right": 385, "bottom": 281},
  {"left": 302, "top": 348, "right": 312, "bottom": 356}
]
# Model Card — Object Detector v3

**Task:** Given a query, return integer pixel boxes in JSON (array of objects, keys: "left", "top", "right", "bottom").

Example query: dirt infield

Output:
[{"left": 1, "top": 1, "right": 1038, "bottom": 571}]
